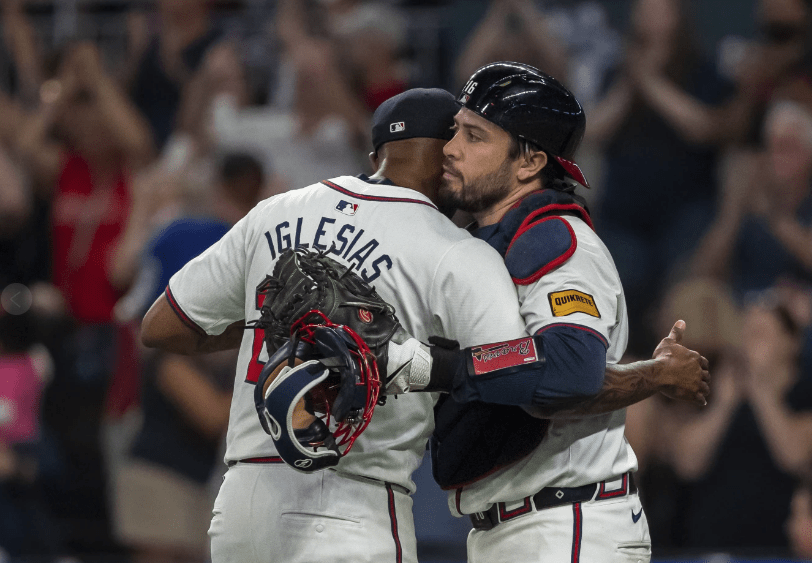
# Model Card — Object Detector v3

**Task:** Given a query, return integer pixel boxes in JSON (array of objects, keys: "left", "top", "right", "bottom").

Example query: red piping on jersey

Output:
[
  {"left": 536, "top": 323, "right": 609, "bottom": 348},
  {"left": 507, "top": 216, "right": 577, "bottom": 285},
  {"left": 571, "top": 502, "right": 583, "bottom": 563},
  {"left": 321, "top": 180, "right": 438, "bottom": 209},
  {"left": 386, "top": 484, "right": 403, "bottom": 563},
  {"left": 165, "top": 286, "right": 207, "bottom": 336},
  {"left": 596, "top": 473, "right": 628, "bottom": 499}
]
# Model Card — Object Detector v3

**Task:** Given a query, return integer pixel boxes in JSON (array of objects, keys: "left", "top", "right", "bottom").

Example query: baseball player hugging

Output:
[
  {"left": 141, "top": 80, "right": 709, "bottom": 563},
  {"left": 142, "top": 88, "right": 535, "bottom": 563}
]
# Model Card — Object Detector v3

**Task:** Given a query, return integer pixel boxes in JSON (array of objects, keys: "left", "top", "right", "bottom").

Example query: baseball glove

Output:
[
  {"left": 250, "top": 248, "right": 403, "bottom": 470},
  {"left": 254, "top": 247, "right": 402, "bottom": 358}
]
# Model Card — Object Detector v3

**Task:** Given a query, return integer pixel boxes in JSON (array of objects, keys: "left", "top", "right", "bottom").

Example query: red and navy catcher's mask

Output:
[
  {"left": 255, "top": 313, "right": 382, "bottom": 473},
  {"left": 458, "top": 61, "right": 590, "bottom": 188}
]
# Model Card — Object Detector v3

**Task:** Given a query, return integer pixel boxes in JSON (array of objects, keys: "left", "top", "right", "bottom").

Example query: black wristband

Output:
[{"left": 424, "top": 336, "right": 465, "bottom": 393}]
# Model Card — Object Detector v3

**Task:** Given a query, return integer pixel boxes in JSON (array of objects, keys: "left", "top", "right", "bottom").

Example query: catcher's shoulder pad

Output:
[{"left": 504, "top": 215, "right": 576, "bottom": 285}]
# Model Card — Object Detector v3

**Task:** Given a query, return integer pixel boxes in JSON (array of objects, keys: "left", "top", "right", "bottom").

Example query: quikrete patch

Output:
[{"left": 548, "top": 290, "right": 601, "bottom": 318}]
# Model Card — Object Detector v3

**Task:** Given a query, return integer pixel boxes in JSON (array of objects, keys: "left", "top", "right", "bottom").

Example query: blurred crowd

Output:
[{"left": 0, "top": 0, "right": 811, "bottom": 561}]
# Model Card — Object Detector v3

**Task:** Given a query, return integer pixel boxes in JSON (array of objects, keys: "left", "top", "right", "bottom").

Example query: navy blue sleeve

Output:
[
  {"left": 448, "top": 325, "right": 606, "bottom": 406},
  {"left": 532, "top": 325, "right": 606, "bottom": 405}
]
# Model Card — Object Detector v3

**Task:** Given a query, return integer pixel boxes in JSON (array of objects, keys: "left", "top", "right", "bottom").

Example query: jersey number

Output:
[{"left": 245, "top": 292, "right": 267, "bottom": 384}]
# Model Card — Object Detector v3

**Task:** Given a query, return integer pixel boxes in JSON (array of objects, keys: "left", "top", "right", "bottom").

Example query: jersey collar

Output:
[
  {"left": 320, "top": 175, "right": 438, "bottom": 210},
  {"left": 356, "top": 173, "right": 397, "bottom": 186}
]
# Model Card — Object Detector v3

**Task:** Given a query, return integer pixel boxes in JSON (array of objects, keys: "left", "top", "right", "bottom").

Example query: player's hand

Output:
[
  {"left": 384, "top": 328, "right": 432, "bottom": 394},
  {"left": 653, "top": 320, "right": 711, "bottom": 405}
]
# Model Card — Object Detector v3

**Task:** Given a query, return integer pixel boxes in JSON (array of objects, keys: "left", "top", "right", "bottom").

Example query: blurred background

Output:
[{"left": 0, "top": 0, "right": 811, "bottom": 562}]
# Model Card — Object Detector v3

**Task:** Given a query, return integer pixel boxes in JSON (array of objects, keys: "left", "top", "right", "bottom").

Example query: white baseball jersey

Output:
[
  {"left": 452, "top": 213, "right": 636, "bottom": 515},
  {"left": 167, "top": 175, "right": 529, "bottom": 493}
]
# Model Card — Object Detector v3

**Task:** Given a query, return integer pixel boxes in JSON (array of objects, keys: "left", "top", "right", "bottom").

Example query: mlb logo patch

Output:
[
  {"left": 336, "top": 200, "right": 359, "bottom": 216},
  {"left": 390, "top": 122, "right": 405, "bottom": 133}
]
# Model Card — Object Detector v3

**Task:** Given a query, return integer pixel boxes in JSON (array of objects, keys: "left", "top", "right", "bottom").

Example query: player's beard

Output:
[{"left": 438, "top": 159, "right": 514, "bottom": 214}]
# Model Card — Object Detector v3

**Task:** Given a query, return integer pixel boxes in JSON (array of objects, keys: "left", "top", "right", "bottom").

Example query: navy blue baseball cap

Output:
[{"left": 371, "top": 88, "right": 460, "bottom": 153}]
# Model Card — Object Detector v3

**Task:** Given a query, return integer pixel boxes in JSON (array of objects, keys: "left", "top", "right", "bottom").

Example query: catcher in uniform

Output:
[
  {"left": 434, "top": 62, "right": 657, "bottom": 563},
  {"left": 260, "top": 64, "right": 686, "bottom": 563},
  {"left": 140, "top": 88, "right": 708, "bottom": 563}
]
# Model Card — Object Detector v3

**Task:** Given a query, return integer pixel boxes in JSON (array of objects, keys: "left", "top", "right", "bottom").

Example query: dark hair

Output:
[
  {"left": 219, "top": 152, "right": 264, "bottom": 184},
  {"left": 507, "top": 135, "right": 566, "bottom": 188}
]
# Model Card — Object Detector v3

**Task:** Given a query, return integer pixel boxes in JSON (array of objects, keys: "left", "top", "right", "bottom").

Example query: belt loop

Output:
[
  {"left": 595, "top": 472, "right": 629, "bottom": 501},
  {"left": 589, "top": 482, "right": 600, "bottom": 502},
  {"left": 497, "top": 497, "right": 533, "bottom": 523}
]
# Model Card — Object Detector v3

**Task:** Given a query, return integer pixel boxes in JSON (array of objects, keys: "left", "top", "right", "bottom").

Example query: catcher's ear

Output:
[{"left": 369, "top": 151, "right": 379, "bottom": 173}]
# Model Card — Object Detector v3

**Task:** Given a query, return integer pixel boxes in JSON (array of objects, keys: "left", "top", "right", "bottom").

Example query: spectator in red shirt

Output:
[
  {"left": 21, "top": 43, "right": 152, "bottom": 323},
  {"left": 19, "top": 42, "right": 153, "bottom": 319}
]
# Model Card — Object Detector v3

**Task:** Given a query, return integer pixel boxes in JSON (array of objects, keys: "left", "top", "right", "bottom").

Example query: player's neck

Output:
[
  {"left": 370, "top": 160, "right": 440, "bottom": 203},
  {"left": 369, "top": 139, "right": 447, "bottom": 203},
  {"left": 474, "top": 180, "right": 542, "bottom": 227},
  {"left": 372, "top": 168, "right": 434, "bottom": 194}
]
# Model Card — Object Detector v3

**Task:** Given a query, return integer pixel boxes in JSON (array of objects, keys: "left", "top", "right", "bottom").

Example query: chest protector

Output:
[{"left": 430, "top": 188, "right": 592, "bottom": 490}]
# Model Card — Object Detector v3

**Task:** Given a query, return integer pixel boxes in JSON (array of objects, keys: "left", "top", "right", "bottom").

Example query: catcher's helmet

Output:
[
  {"left": 256, "top": 315, "right": 382, "bottom": 473},
  {"left": 458, "top": 61, "right": 589, "bottom": 188}
]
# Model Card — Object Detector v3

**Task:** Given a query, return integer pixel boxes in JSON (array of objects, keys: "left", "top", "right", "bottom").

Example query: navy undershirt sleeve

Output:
[
  {"left": 532, "top": 325, "right": 606, "bottom": 405},
  {"left": 448, "top": 325, "right": 606, "bottom": 406}
]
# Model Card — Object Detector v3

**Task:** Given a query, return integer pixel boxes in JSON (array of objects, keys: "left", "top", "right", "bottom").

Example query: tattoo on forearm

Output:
[{"left": 530, "top": 361, "right": 660, "bottom": 419}]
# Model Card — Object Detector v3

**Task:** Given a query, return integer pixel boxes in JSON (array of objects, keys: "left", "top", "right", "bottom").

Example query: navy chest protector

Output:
[{"left": 430, "top": 188, "right": 592, "bottom": 490}]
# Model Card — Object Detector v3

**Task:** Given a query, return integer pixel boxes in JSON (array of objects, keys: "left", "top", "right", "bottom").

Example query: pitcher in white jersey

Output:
[{"left": 140, "top": 88, "right": 709, "bottom": 563}]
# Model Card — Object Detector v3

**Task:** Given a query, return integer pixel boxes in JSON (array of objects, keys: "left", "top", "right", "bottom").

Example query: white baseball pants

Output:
[
  {"left": 209, "top": 462, "right": 417, "bottom": 563},
  {"left": 467, "top": 492, "right": 651, "bottom": 563}
]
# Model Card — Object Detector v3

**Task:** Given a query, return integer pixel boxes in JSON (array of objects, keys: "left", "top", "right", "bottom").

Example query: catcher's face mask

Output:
[{"left": 256, "top": 313, "right": 382, "bottom": 473}]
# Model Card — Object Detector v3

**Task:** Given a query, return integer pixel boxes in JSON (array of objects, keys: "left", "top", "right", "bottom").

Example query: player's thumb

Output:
[{"left": 668, "top": 320, "right": 686, "bottom": 343}]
